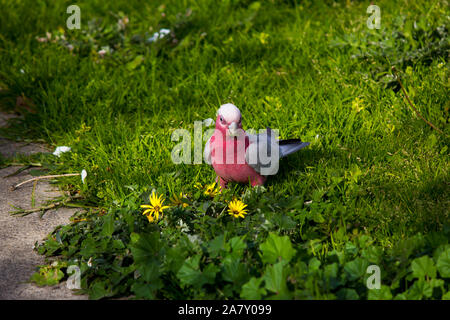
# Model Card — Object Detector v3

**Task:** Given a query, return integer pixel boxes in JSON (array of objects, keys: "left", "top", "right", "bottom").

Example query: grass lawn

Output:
[{"left": 0, "top": 0, "right": 449, "bottom": 299}]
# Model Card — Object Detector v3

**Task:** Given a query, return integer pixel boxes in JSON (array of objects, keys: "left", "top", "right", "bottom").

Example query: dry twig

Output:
[
  {"left": 392, "top": 66, "right": 446, "bottom": 136},
  {"left": 11, "top": 173, "right": 80, "bottom": 191}
]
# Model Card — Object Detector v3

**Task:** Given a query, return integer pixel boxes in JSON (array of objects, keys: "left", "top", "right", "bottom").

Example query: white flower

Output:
[
  {"left": 98, "top": 49, "right": 106, "bottom": 57},
  {"left": 87, "top": 257, "right": 93, "bottom": 267},
  {"left": 117, "top": 16, "right": 129, "bottom": 30},
  {"left": 187, "top": 234, "right": 202, "bottom": 245},
  {"left": 203, "top": 118, "right": 214, "bottom": 127},
  {"left": 147, "top": 28, "right": 171, "bottom": 43},
  {"left": 178, "top": 220, "right": 190, "bottom": 233},
  {"left": 53, "top": 146, "right": 71, "bottom": 157},
  {"left": 81, "top": 169, "right": 87, "bottom": 184}
]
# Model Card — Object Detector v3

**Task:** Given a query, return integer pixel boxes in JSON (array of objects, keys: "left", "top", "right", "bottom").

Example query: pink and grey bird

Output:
[{"left": 204, "top": 103, "right": 309, "bottom": 188}]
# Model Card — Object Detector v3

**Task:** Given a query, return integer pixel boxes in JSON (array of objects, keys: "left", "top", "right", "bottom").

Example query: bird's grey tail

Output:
[
  {"left": 265, "top": 127, "right": 310, "bottom": 158},
  {"left": 279, "top": 139, "right": 310, "bottom": 158}
]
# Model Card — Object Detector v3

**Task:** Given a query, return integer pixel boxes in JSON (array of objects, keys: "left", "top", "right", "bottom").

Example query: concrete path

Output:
[{"left": 0, "top": 112, "right": 87, "bottom": 299}]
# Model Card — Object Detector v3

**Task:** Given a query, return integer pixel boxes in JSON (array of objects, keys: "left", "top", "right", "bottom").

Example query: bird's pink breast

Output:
[{"left": 210, "top": 132, "right": 262, "bottom": 183}]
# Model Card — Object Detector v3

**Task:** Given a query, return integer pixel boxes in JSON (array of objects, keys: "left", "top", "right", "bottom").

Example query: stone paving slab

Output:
[{"left": 0, "top": 112, "right": 87, "bottom": 299}]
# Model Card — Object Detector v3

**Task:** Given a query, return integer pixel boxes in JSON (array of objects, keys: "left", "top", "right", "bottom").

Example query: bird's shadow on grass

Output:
[{"left": 266, "top": 146, "right": 341, "bottom": 188}]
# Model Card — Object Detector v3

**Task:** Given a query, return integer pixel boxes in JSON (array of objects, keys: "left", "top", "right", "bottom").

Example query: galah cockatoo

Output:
[{"left": 204, "top": 103, "right": 309, "bottom": 188}]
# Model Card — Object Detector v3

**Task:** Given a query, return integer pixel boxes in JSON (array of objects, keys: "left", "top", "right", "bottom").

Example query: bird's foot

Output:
[
  {"left": 217, "top": 176, "right": 228, "bottom": 189},
  {"left": 251, "top": 176, "right": 266, "bottom": 187}
]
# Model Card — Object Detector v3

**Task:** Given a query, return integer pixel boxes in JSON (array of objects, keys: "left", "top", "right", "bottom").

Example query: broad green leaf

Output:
[
  {"left": 130, "top": 232, "right": 163, "bottom": 282},
  {"left": 263, "top": 261, "right": 292, "bottom": 299},
  {"left": 89, "top": 281, "right": 114, "bottom": 300},
  {"left": 177, "top": 255, "right": 217, "bottom": 288},
  {"left": 112, "top": 239, "right": 125, "bottom": 250},
  {"left": 208, "top": 234, "right": 226, "bottom": 258},
  {"left": 357, "top": 235, "right": 374, "bottom": 248},
  {"left": 430, "top": 278, "right": 444, "bottom": 288},
  {"left": 361, "top": 246, "right": 383, "bottom": 264},
  {"left": 126, "top": 55, "right": 144, "bottom": 70},
  {"left": 130, "top": 232, "right": 162, "bottom": 264},
  {"left": 240, "top": 277, "right": 267, "bottom": 300},
  {"left": 165, "top": 246, "right": 188, "bottom": 274},
  {"left": 40, "top": 238, "right": 61, "bottom": 256},
  {"left": 29, "top": 265, "right": 64, "bottom": 286},
  {"left": 367, "top": 285, "right": 393, "bottom": 300},
  {"left": 79, "top": 237, "right": 98, "bottom": 257},
  {"left": 260, "top": 233, "right": 296, "bottom": 264},
  {"left": 140, "top": 260, "right": 160, "bottom": 283},
  {"left": 308, "top": 257, "right": 321, "bottom": 272},
  {"left": 436, "top": 248, "right": 450, "bottom": 278},
  {"left": 177, "top": 255, "right": 201, "bottom": 287},
  {"left": 131, "top": 280, "right": 161, "bottom": 299},
  {"left": 101, "top": 212, "right": 115, "bottom": 237},
  {"left": 328, "top": 249, "right": 345, "bottom": 265},
  {"left": 411, "top": 256, "right": 437, "bottom": 279},
  {"left": 271, "top": 214, "right": 296, "bottom": 229},
  {"left": 222, "top": 256, "right": 248, "bottom": 287},
  {"left": 323, "top": 263, "right": 340, "bottom": 290},
  {"left": 202, "top": 263, "right": 219, "bottom": 285},
  {"left": 294, "top": 260, "right": 308, "bottom": 277},
  {"left": 394, "top": 293, "right": 408, "bottom": 300},
  {"left": 344, "top": 242, "right": 358, "bottom": 256},
  {"left": 226, "top": 236, "right": 246, "bottom": 258},
  {"left": 311, "top": 211, "right": 325, "bottom": 223},
  {"left": 336, "top": 288, "right": 359, "bottom": 300},
  {"left": 249, "top": 1, "right": 261, "bottom": 11},
  {"left": 406, "top": 279, "right": 433, "bottom": 299},
  {"left": 324, "top": 263, "right": 338, "bottom": 278},
  {"left": 344, "top": 258, "right": 369, "bottom": 281}
]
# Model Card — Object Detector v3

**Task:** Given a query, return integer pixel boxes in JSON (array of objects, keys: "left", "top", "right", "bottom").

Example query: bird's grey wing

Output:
[{"left": 245, "top": 128, "right": 279, "bottom": 176}]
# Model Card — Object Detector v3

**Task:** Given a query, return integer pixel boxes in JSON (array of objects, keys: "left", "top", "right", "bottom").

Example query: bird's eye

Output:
[{"left": 220, "top": 116, "right": 224, "bottom": 123}]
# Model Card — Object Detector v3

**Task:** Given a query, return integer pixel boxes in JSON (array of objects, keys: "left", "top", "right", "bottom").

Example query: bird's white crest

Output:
[{"left": 217, "top": 103, "right": 241, "bottom": 123}]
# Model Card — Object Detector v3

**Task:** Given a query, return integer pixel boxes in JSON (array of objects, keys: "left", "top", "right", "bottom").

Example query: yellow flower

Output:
[
  {"left": 228, "top": 199, "right": 248, "bottom": 219},
  {"left": 259, "top": 32, "right": 269, "bottom": 45},
  {"left": 170, "top": 192, "right": 189, "bottom": 208},
  {"left": 194, "top": 182, "right": 204, "bottom": 190},
  {"left": 352, "top": 97, "right": 365, "bottom": 113},
  {"left": 141, "top": 192, "right": 170, "bottom": 223},
  {"left": 204, "top": 182, "right": 221, "bottom": 197}
]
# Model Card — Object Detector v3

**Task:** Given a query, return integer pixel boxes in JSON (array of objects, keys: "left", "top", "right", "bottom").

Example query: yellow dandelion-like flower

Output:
[
  {"left": 228, "top": 199, "right": 248, "bottom": 219},
  {"left": 194, "top": 182, "right": 203, "bottom": 190},
  {"left": 259, "top": 32, "right": 269, "bottom": 45},
  {"left": 170, "top": 192, "right": 189, "bottom": 208},
  {"left": 140, "top": 192, "right": 170, "bottom": 223},
  {"left": 352, "top": 97, "right": 365, "bottom": 113},
  {"left": 204, "top": 182, "right": 221, "bottom": 197}
]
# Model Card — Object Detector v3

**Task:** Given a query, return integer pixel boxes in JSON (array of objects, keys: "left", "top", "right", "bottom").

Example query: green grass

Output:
[{"left": 0, "top": 0, "right": 449, "bottom": 299}]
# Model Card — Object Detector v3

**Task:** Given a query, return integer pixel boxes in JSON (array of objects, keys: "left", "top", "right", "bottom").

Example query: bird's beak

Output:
[{"left": 227, "top": 122, "right": 239, "bottom": 137}]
